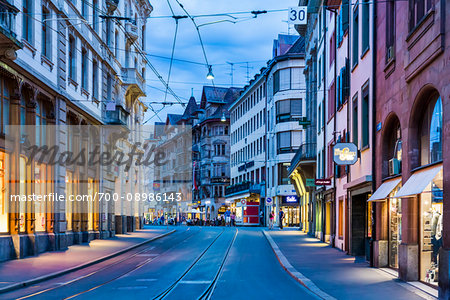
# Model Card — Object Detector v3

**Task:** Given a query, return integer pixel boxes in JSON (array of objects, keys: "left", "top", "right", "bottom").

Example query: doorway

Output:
[{"left": 351, "top": 193, "right": 367, "bottom": 256}]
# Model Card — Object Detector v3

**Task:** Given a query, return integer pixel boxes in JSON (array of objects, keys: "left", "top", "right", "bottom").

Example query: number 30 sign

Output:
[{"left": 288, "top": 7, "right": 307, "bottom": 25}]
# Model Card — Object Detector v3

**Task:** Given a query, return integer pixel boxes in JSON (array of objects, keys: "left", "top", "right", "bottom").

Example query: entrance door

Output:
[{"left": 351, "top": 194, "right": 366, "bottom": 256}]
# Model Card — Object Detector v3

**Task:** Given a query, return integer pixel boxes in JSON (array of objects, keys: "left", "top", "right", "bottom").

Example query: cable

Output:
[{"left": 164, "top": 0, "right": 180, "bottom": 102}]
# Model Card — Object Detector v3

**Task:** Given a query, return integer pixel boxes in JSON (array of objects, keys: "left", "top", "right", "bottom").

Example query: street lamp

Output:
[
  {"left": 221, "top": 112, "right": 226, "bottom": 122},
  {"left": 206, "top": 65, "right": 214, "bottom": 80}
]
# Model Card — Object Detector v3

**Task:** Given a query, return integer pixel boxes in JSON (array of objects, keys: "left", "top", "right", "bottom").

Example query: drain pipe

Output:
[{"left": 370, "top": 0, "right": 377, "bottom": 268}]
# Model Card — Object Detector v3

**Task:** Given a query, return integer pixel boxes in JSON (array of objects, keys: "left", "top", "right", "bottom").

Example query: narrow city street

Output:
[{"left": 0, "top": 226, "right": 436, "bottom": 300}]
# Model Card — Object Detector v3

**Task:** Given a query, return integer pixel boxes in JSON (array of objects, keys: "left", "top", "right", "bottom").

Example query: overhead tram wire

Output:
[{"left": 164, "top": 0, "right": 181, "bottom": 102}]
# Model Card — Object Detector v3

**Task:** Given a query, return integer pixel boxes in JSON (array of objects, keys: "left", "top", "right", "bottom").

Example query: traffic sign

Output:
[
  {"left": 266, "top": 197, "right": 273, "bottom": 206},
  {"left": 288, "top": 7, "right": 307, "bottom": 25}
]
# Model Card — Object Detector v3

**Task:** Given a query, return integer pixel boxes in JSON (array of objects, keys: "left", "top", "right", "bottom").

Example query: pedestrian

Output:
[
  {"left": 225, "top": 209, "right": 231, "bottom": 226},
  {"left": 269, "top": 211, "right": 274, "bottom": 230},
  {"left": 231, "top": 213, "right": 236, "bottom": 226},
  {"left": 279, "top": 208, "right": 284, "bottom": 230},
  {"left": 160, "top": 215, "right": 165, "bottom": 226},
  {"left": 259, "top": 210, "right": 264, "bottom": 226}
]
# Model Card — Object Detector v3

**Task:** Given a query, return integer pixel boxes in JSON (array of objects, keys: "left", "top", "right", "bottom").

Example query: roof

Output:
[
  {"left": 180, "top": 96, "right": 199, "bottom": 122},
  {"left": 273, "top": 34, "right": 299, "bottom": 57},
  {"left": 286, "top": 36, "right": 306, "bottom": 54},
  {"left": 166, "top": 114, "right": 182, "bottom": 125},
  {"left": 200, "top": 86, "right": 230, "bottom": 108}
]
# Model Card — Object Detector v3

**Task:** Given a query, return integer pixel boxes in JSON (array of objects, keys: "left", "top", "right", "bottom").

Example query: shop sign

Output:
[
  {"left": 306, "top": 178, "right": 316, "bottom": 187},
  {"left": 315, "top": 178, "right": 331, "bottom": 186},
  {"left": 240, "top": 199, "right": 246, "bottom": 205},
  {"left": 333, "top": 143, "right": 358, "bottom": 165},
  {"left": 282, "top": 195, "right": 299, "bottom": 203}
]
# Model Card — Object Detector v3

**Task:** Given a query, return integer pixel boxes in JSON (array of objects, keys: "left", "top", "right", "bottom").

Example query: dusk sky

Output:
[{"left": 143, "top": 0, "right": 299, "bottom": 124}]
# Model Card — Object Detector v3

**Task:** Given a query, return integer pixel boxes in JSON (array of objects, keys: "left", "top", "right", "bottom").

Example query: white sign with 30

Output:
[{"left": 288, "top": 7, "right": 307, "bottom": 25}]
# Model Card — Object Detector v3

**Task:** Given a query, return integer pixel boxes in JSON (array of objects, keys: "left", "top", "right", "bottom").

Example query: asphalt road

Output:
[{"left": 2, "top": 227, "right": 314, "bottom": 300}]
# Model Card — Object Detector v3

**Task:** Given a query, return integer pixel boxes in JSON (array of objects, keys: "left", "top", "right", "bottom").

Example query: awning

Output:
[
  {"left": 226, "top": 193, "right": 250, "bottom": 202},
  {"left": 368, "top": 178, "right": 401, "bottom": 202},
  {"left": 395, "top": 165, "right": 442, "bottom": 198}
]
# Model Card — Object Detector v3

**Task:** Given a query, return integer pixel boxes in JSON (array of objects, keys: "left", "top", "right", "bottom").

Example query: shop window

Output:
[
  {"left": 389, "top": 184, "right": 402, "bottom": 268},
  {"left": 19, "top": 157, "right": 27, "bottom": 232},
  {"left": 366, "top": 201, "right": 372, "bottom": 238},
  {"left": 338, "top": 199, "right": 344, "bottom": 238},
  {"left": 34, "top": 162, "right": 47, "bottom": 232},
  {"left": 0, "top": 152, "right": 9, "bottom": 233},
  {"left": 420, "top": 95, "right": 442, "bottom": 166},
  {"left": 420, "top": 168, "right": 443, "bottom": 285},
  {"left": 65, "top": 171, "right": 73, "bottom": 231}
]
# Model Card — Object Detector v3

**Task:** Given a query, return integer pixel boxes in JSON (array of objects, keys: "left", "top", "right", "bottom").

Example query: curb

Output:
[
  {"left": 0, "top": 229, "right": 176, "bottom": 294},
  {"left": 262, "top": 230, "right": 335, "bottom": 300}
]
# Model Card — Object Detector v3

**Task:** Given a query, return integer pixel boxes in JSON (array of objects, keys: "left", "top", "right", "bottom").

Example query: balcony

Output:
[
  {"left": 125, "top": 21, "right": 138, "bottom": 42},
  {"left": 225, "top": 181, "right": 252, "bottom": 197},
  {"left": 104, "top": 105, "right": 129, "bottom": 125},
  {"left": 0, "top": 1, "right": 22, "bottom": 57},
  {"left": 121, "top": 68, "right": 145, "bottom": 96},
  {"left": 106, "top": 0, "right": 119, "bottom": 14},
  {"left": 288, "top": 142, "right": 316, "bottom": 174}
]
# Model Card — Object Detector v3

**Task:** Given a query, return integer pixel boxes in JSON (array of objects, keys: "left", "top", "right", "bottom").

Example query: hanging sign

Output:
[
  {"left": 288, "top": 7, "right": 307, "bottom": 24},
  {"left": 334, "top": 143, "right": 358, "bottom": 165}
]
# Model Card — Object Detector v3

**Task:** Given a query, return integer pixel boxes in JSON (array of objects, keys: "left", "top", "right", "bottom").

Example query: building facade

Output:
[
  {"left": 0, "top": 0, "right": 151, "bottom": 261},
  {"left": 266, "top": 35, "right": 306, "bottom": 228},
  {"left": 371, "top": 0, "right": 449, "bottom": 295},
  {"left": 228, "top": 70, "right": 267, "bottom": 226}
]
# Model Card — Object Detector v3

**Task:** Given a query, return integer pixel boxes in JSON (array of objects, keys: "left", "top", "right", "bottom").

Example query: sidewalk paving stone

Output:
[
  {"left": 266, "top": 229, "right": 437, "bottom": 300},
  {"left": 0, "top": 226, "right": 173, "bottom": 291}
]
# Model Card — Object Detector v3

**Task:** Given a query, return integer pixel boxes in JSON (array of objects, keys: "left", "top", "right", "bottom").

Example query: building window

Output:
[
  {"left": 352, "top": 5, "right": 359, "bottom": 67},
  {"left": 115, "top": 30, "right": 119, "bottom": 57},
  {"left": 35, "top": 100, "right": 47, "bottom": 146},
  {"left": 42, "top": 6, "right": 51, "bottom": 59},
  {"left": 0, "top": 78, "right": 10, "bottom": 134},
  {"left": 23, "top": 0, "right": 32, "bottom": 42},
  {"left": 276, "top": 99, "right": 302, "bottom": 123},
  {"left": 361, "top": 83, "right": 369, "bottom": 148},
  {"left": 386, "top": 0, "right": 395, "bottom": 62},
  {"left": 361, "top": 0, "right": 369, "bottom": 52},
  {"left": 409, "top": 0, "right": 432, "bottom": 31},
  {"left": 81, "top": 48, "right": 88, "bottom": 90},
  {"left": 277, "top": 131, "right": 302, "bottom": 154},
  {"left": 330, "top": 31, "right": 336, "bottom": 67},
  {"left": 68, "top": 36, "right": 76, "bottom": 81},
  {"left": 420, "top": 95, "right": 442, "bottom": 165},
  {"left": 81, "top": 0, "right": 89, "bottom": 19},
  {"left": 352, "top": 94, "right": 358, "bottom": 147},
  {"left": 92, "top": 60, "right": 98, "bottom": 100},
  {"left": 93, "top": 0, "right": 99, "bottom": 32},
  {"left": 328, "top": 81, "right": 336, "bottom": 121},
  {"left": 278, "top": 163, "right": 290, "bottom": 185}
]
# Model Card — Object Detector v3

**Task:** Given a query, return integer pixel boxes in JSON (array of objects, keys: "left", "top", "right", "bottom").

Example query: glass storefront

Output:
[
  {"left": 388, "top": 184, "right": 402, "bottom": 269},
  {"left": 0, "top": 152, "right": 8, "bottom": 233},
  {"left": 420, "top": 168, "right": 443, "bottom": 285},
  {"left": 281, "top": 206, "right": 299, "bottom": 227}
]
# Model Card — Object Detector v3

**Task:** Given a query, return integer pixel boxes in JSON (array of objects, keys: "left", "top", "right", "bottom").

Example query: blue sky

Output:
[{"left": 143, "top": 0, "right": 299, "bottom": 124}]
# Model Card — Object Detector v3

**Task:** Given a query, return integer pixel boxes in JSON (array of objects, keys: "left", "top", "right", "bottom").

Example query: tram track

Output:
[
  {"left": 154, "top": 228, "right": 238, "bottom": 300},
  {"left": 12, "top": 228, "right": 202, "bottom": 300}
]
